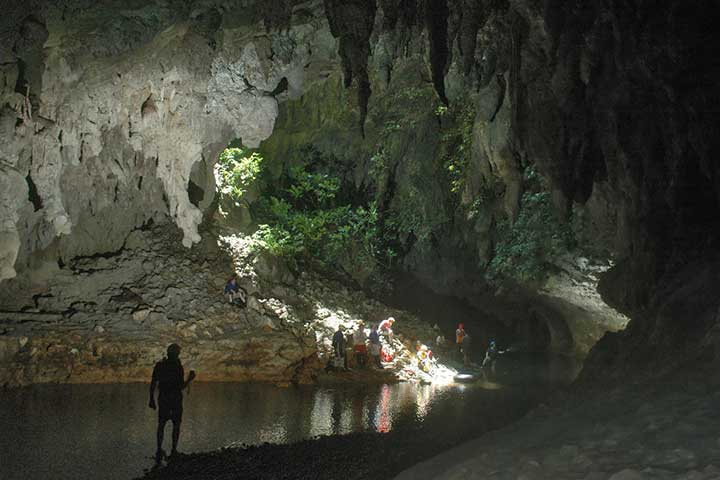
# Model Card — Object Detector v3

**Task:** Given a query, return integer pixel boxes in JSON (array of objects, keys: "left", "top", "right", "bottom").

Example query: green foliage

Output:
[
  {"left": 369, "top": 148, "right": 388, "bottom": 184},
  {"left": 488, "top": 167, "right": 576, "bottom": 283},
  {"left": 383, "top": 121, "right": 402, "bottom": 135},
  {"left": 251, "top": 153, "right": 392, "bottom": 270},
  {"left": 439, "top": 101, "right": 475, "bottom": 195},
  {"left": 467, "top": 177, "right": 503, "bottom": 219},
  {"left": 216, "top": 148, "right": 263, "bottom": 203},
  {"left": 384, "top": 185, "right": 434, "bottom": 242}
]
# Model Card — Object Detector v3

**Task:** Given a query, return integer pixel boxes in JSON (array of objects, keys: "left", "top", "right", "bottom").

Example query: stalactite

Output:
[
  {"left": 424, "top": 0, "right": 450, "bottom": 105},
  {"left": 323, "top": 0, "right": 377, "bottom": 136}
]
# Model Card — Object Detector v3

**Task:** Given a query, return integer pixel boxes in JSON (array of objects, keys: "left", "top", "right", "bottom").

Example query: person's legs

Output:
[
  {"left": 170, "top": 404, "right": 183, "bottom": 455},
  {"left": 156, "top": 418, "right": 168, "bottom": 461},
  {"left": 171, "top": 419, "right": 181, "bottom": 454}
]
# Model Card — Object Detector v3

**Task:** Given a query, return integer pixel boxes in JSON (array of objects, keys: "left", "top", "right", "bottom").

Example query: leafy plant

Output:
[
  {"left": 250, "top": 154, "right": 393, "bottom": 272},
  {"left": 488, "top": 167, "right": 576, "bottom": 283},
  {"left": 369, "top": 148, "right": 388, "bottom": 184},
  {"left": 215, "top": 148, "right": 263, "bottom": 203},
  {"left": 439, "top": 101, "right": 475, "bottom": 196}
]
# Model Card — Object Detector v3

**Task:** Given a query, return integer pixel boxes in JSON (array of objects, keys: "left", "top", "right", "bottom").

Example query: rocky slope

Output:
[{"left": 0, "top": 222, "right": 444, "bottom": 387}]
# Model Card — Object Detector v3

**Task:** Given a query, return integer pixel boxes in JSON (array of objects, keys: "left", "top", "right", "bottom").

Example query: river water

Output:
[{"left": 0, "top": 353, "right": 579, "bottom": 480}]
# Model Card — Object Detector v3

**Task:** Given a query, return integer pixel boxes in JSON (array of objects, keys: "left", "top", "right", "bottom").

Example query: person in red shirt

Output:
[
  {"left": 455, "top": 323, "right": 465, "bottom": 359},
  {"left": 378, "top": 317, "right": 395, "bottom": 342}
]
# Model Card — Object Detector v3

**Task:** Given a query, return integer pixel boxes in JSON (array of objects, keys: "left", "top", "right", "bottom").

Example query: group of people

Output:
[
  {"left": 330, "top": 317, "right": 396, "bottom": 371},
  {"left": 455, "top": 323, "right": 499, "bottom": 370}
]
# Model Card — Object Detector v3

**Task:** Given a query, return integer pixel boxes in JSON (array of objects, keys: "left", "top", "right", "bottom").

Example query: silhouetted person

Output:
[
  {"left": 332, "top": 327, "right": 345, "bottom": 358},
  {"left": 369, "top": 325, "right": 382, "bottom": 368},
  {"left": 149, "top": 343, "right": 196, "bottom": 463}
]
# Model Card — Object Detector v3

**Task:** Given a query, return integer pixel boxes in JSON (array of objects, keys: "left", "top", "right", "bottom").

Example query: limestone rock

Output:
[{"left": 0, "top": 1, "right": 322, "bottom": 278}]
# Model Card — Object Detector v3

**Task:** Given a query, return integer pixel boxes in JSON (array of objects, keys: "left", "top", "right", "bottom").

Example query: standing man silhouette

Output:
[{"left": 149, "top": 343, "right": 196, "bottom": 463}]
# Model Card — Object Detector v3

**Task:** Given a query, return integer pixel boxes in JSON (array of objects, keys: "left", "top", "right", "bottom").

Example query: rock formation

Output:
[
  {"left": 0, "top": 0, "right": 319, "bottom": 280},
  {"left": 1, "top": 0, "right": 718, "bottom": 385}
]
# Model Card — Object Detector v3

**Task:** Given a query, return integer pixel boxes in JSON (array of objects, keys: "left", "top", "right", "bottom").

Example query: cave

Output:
[{"left": 1, "top": 1, "right": 719, "bottom": 479}]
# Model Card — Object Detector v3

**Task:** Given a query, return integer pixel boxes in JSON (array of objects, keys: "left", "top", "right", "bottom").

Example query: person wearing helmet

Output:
[
  {"left": 149, "top": 343, "right": 196, "bottom": 463},
  {"left": 482, "top": 339, "right": 498, "bottom": 371}
]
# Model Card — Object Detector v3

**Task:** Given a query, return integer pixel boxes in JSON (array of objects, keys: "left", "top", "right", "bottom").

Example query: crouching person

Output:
[{"left": 224, "top": 275, "right": 246, "bottom": 307}]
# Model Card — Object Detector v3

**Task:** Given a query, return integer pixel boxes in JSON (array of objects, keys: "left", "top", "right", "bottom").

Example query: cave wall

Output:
[
  {"left": 251, "top": 1, "right": 629, "bottom": 356},
  {"left": 251, "top": 0, "right": 719, "bottom": 365},
  {"left": 1, "top": 0, "right": 718, "bottom": 374},
  {"left": 0, "top": 0, "right": 326, "bottom": 281},
  {"left": 507, "top": 0, "right": 720, "bottom": 375}
]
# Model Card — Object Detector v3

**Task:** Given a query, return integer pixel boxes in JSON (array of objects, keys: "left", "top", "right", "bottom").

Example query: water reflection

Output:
[{"left": 0, "top": 353, "right": 577, "bottom": 480}]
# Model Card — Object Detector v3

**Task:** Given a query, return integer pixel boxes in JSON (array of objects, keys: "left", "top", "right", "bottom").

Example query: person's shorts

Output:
[{"left": 158, "top": 396, "right": 183, "bottom": 423}]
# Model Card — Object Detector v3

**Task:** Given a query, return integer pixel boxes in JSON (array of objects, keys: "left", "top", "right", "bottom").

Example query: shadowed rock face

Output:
[{"left": 1, "top": 0, "right": 718, "bottom": 381}]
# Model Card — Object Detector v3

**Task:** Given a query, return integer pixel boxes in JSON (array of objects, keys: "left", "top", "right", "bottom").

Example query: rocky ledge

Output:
[{"left": 0, "top": 223, "right": 449, "bottom": 387}]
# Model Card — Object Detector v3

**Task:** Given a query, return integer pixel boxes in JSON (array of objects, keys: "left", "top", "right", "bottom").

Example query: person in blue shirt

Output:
[
  {"left": 224, "top": 275, "right": 246, "bottom": 306},
  {"left": 482, "top": 339, "right": 498, "bottom": 373}
]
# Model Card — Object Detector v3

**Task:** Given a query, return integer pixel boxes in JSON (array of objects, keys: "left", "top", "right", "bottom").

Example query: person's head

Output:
[
  {"left": 167, "top": 343, "right": 181, "bottom": 360},
  {"left": 371, "top": 325, "right": 377, "bottom": 331},
  {"left": 388, "top": 317, "right": 395, "bottom": 324},
  {"left": 228, "top": 274, "right": 237, "bottom": 284}
]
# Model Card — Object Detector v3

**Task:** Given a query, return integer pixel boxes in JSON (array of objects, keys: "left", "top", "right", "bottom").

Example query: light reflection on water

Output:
[{"left": 0, "top": 353, "right": 577, "bottom": 480}]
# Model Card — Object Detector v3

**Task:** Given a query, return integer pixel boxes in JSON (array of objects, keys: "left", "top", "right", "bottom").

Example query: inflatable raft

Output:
[{"left": 453, "top": 372, "right": 478, "bottom": 383}]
